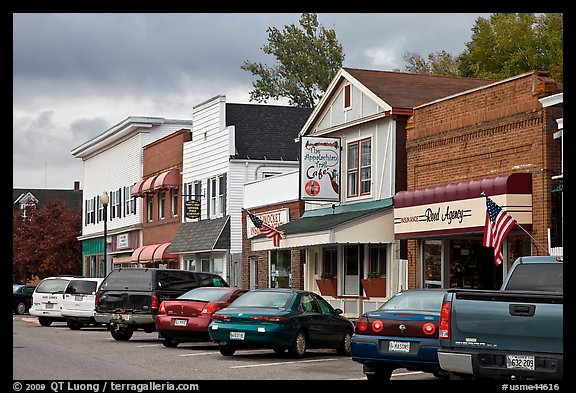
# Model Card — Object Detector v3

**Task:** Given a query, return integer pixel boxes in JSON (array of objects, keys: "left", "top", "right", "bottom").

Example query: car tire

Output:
[
  {"left": 15, "top": 302, "right": 27, "bottom": 315},
  {"left": 66, "top": 320, "right": 83, "bottom": 330},
  {"left": 336, "top": 328, "right": 352, "bottom": 356},
  {"left": 219, "top": 345, "right": 236, "bottom": 356},
  {"left": 162, "top": 338, "right": 179, "bottom": 348},
  {"left": 288, "top": 330, "right": 307, "bottom": 358},
  {"left": 366, "top": 365, "right": 394, "bottom": 381},
  {"left": 110, "top": 325, "right": 134, "bottom": 341},
  {"left": 38, "top": 317, "right": 52, "bottom": 327}
]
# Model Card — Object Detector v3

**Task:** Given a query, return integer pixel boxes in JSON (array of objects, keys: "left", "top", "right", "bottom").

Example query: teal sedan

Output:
[{"left": 208, "top": 288, "right": 355, "bottom": 358}]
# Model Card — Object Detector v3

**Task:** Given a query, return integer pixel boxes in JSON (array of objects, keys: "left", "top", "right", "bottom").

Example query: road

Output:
[{"left": 13, "top": 315, "right": 437, "bottom": 382}]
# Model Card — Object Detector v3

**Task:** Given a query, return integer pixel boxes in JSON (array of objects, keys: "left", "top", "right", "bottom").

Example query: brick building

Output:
[{"left": 394, "top": 70, "right": 563, "bottom": 290}]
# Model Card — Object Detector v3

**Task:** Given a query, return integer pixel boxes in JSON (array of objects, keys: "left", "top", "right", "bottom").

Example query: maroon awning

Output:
[
  {"left": 153, "top": 169, "right": 179, "bottom": 191},
  {"left": 131, "top": 179, "right": 147, "bottom": 197},
  {"left": 131, "top": 243, "right": 178, "bottom": 263}
]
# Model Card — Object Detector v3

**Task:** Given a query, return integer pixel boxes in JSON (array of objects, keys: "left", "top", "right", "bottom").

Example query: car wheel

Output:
[
  {"left": 336, "top": 328, "right": 352, "bottom": 356},
  {"left": 38, "top": 317, "right": 52, "bottom": 327},
  {"left": 433, "top": 368, "right": 450, "bottom": 379},
  {"left": 366, "top": 365, "right": 394, "bottom": 381},
  {"left": 162, "top": 338, "right": 179, "bottom": 348},
  {"left": 289, "top": 330, "right": 307, "bottom": 358},
  {"left": 66, "top": 320, "right": 83, "bottom": 330},
  {"left": 272, "top": 346, "right": 286, "bottom": 354},
  {"left": 219, "top": 345, "right": 236, "bottom": 356},
  {"left": 110, "top": 325, "right": 134, "bottom": 341},
  {"left": 15, "top": 302, "right": 27, "bottom": 315}
]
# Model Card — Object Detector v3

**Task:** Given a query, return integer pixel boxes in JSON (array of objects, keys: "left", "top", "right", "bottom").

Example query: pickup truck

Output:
[{"left": 437, "top": 255, "right": 563, "bottom": 380}]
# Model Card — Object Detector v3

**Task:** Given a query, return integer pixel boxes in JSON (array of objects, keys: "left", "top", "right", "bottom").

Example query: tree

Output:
[
  {"left": 459, "top": 13, "right": 563, "bottom": 82},
  {"left": 13, "top": 200, "right": 82, "bottom": 283},
  {"left": 242, "top": 13, "right": 344, "bottom": 108},
  {"left": 399, "top": 13, "right": 563, "bottom": 83}
]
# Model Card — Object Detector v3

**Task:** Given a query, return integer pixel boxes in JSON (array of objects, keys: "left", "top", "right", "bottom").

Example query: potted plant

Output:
[
  {"left": 361, "top": 272, "right": 387, "bottom": 298},
  {"left": 315, "top": 273, "right": 338, "bottom": 297}
]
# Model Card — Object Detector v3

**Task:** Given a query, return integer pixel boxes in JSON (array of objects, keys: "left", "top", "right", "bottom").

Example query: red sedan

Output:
[{"left": 156, "top": 286, "right": 249, "bottom": 347}]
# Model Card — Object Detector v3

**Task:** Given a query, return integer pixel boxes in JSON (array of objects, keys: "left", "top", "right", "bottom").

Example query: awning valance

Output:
[
  {"left": 153, "top": 169, "right": 179, "bottom": 191},
  {"left": 131, "top": 243, "right": 178, "bottom": 263}
]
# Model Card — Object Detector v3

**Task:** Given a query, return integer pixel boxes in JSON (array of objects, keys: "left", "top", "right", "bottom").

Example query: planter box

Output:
[
  {"left": 315, "top": 278, "right": 337, "bottom": 297},
  {"left": 361, "top": 277, "right": 387, "bottom": 298}
]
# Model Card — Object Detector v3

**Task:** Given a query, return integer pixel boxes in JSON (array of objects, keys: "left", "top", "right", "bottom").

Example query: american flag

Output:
[
  {"left": 246, "top": 210, "right": 285, "bottom": 247},
  {"left": 483, "top": 196, "right": 517, "bottom": 266}
]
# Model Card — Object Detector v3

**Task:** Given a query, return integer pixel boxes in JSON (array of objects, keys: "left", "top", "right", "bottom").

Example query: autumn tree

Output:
[
  {"left": 13, "top": 200, "right": 82, "bottom": 283},
  {"left": 242, "top": 13, "right": 344, "bottom": 108}
]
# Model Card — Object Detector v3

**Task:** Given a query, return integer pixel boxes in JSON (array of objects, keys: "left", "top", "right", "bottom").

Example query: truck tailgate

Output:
[{"left": 451, "top": 290, "right": 562, "bottom": 353}]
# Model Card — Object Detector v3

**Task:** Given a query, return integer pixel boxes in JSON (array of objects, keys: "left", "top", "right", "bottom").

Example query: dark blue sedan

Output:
[{"left": 351, "top": 289, "right": 448, "bottom": 380}]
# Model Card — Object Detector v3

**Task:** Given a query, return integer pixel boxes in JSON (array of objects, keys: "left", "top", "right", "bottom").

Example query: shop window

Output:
[
  {"left": 423, "top": 240, "right": 442, "bottom": 288},
  {"left": 270, "top": 250, "right": 291, "bottom": 288},
  {"left": 369, "top": 245, "right": 387, "bottom": 278},
  {"left": 322, "top": 248, "right": 338, "bottom": 277}
]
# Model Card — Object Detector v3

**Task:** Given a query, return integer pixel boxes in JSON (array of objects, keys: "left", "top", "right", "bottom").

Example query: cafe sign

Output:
[{"left": 300, "top": 136, "right": 341, "bottom": 202}]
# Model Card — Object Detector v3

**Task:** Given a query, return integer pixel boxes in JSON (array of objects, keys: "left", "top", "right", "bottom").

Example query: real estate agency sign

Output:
[{"left": 300, "top": 136, "right": 341, "bottom": 202}]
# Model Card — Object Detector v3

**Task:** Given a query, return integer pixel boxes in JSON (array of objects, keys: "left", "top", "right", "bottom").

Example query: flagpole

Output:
[{"left": 481, "top": 192, "right": 549, "bottom": 256}]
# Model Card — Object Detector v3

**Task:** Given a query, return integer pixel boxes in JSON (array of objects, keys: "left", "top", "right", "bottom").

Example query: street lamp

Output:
[{"left": 100, "top": 192, "right": 109, "bottom": 277}]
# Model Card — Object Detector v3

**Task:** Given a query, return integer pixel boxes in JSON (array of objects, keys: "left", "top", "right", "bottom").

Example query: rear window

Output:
[
  {"left": 505, "top": 263, "right": 563, "bottom": 292},
  {"left": 179, "top": 287, "right": 240, "bottom": 302},
  {"left": 65, "top": 280, "right": 99, "bottom": 295},
  {"left": 229, "top": 291, "right": 292, "bottom": 308},
  {"left": 380, "top": 290, "right": 446, "bottom": 312},
  {"left": 101, "top": 269, "right": 153, "bottom": 291},
  {"left": 35, "top": 278, "right": 70, "bottom": 294}
]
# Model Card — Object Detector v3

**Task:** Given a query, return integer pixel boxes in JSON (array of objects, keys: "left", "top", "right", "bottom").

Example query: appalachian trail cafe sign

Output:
[{"left": 300, "top": 136, "right": 341, "bottom": 202}]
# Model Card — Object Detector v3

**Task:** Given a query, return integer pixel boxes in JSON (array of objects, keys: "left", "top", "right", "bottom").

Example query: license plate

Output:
[
  {"left": 230, "top": 331, "right": 245, "bottom": 340},
  {"left": 116, "top": 314, "right": 131, "bottom": 321},
  {"left": 45, "top": 303, "right": 54, "bottom": 309},
  {"left": 75, "top": 295, "right": 83, "bottom": 301},
  {"left": 506, "top": 355, "right": 535, "bottom": 370},
  {"left": 389, "top": 341, "right": 410, "bottom": 352},
  {"left": 174, "top": 319, "right": 188, "bottom": 327}
]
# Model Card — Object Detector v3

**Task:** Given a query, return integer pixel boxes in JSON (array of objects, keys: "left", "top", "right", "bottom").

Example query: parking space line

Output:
[
  {"left": 229, "top": 358, "right": 340, "bottom": 369},
  {"left": 179, "top": 352, "right": 216, "bottom": 357},
  {"left": 136, "top": 344, "right": 163, "bottom": 347}
]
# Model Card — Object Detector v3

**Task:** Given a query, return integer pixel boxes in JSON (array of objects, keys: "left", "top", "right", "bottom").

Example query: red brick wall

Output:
[
  {"left": 405, "top": 71, "right": 562, "bottom": 288},
  {"left": 241, "top": 200, "right": 305, "bottom": 289}
]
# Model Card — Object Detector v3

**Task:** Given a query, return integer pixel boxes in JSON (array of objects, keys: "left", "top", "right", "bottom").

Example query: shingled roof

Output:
[
  {"left": 226, "top": 103, "right": 313, "bottom": 161},
  {"left": 13, "top": 188, "right": 82, "bottom": 212},
  {"left": 344, "top": 67, "right": 495, "bottom": 110},
  {"left": 168, "top": 216, "right": 230, "bottom": 253}
]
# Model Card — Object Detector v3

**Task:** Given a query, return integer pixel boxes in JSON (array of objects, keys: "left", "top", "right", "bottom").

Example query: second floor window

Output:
[
  {"left": 347, "top": 138, "right": 371, "bottom": 198},
  {"left": 147, "top": 195, "right": 153, "bottom": 222},
  {"left": 171, "top": 189, "right": 178, "bottom": 217},
  {"left": 158, "top": 192, "right": 166, "bottom": 220},
  {"left": 208, "top": 174, "right": 226, "bottom": 218}
]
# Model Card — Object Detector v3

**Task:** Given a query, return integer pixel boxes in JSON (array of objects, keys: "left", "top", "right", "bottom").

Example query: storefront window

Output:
[
  {"left": 423, "top": 240, "right": 442, "bottom": 288},
  {"left": 322, "top": 248, "right": 338, "bottom": 277},
  {"left": 344, "top": 245, "right": 363, "bottom": 295},
  {"left": 270, "top": 250, "right": 291, "bottom": 288},
  {"left": 369, "top": 245, "right": 386, "bottom": 277}
]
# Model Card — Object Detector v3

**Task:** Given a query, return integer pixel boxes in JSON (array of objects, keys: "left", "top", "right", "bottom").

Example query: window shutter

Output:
[
  {"left": 206, "top": 180, "right": 211, "bottom": 219},
  {"left": 222, "top": 173, "right": 227, "bottom": 215}
]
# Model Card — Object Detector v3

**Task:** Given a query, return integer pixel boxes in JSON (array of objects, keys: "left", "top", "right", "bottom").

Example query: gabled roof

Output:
[
  {"left": 299, "top": 67, "right": 494, "bottom": 137},
  {"left": 226, "top": 103, "right": 313, "bottom": 161}
]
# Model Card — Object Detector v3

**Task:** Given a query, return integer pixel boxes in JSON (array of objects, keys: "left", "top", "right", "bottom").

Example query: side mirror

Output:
[{"left": 334, "top": 308, "right": 344, "bottom": 315}]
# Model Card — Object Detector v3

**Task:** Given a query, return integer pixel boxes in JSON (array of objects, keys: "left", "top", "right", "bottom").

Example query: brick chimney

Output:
[{"left": 74, "top": 181, "right": 80, "bottom": 191}]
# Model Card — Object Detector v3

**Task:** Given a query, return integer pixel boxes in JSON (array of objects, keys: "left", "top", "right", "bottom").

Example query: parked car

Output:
[
  {"left": 61, "top": 277, "right": 105, "bottom": 330},
  {"left": 208, "top": 288, "right": 355, "bottom": 358},
  {"left": 13, "top": 284, "right": 36, "bottom": 315},
  {"left": 29, "top": 276, "right": 77, "bottom": 326},
  {"left": 95, "top": 268, "right": 229, "bottom": 341},
  {"left": 156, "top": 286, "right": 249, "bottom": 347},
  {"left": 350, "top": 288, "right": 448, "bottom": 381}
]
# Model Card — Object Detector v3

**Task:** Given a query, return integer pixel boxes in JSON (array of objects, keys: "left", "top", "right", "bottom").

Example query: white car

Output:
[
  {"left": 29, "top": 276, "right": 75, "bottom": 326},
  {"left": 61, "top": 277, "right": 104, "bottom": 330}
]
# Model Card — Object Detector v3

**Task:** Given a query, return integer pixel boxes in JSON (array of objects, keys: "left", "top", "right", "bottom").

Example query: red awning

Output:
[
  {"left": 153, "top": 169, "right": 179, "bottom": 191},
  {"left": 141, "top": 175, "right": 159, "bottom": 195},
  {"left": 131, "top": 179, "right": 147, "bottom": 197},
  {"left": 131, "top": 243, "right": 178, "bottom": 263}
]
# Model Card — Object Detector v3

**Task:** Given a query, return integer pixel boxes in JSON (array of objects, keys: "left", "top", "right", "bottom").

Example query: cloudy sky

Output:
[{"left": 13, "top": 13, "right": 491, "bottom": 189}]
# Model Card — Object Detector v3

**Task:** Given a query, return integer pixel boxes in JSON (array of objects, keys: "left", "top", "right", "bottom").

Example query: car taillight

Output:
[
  {"left": 248, "top": 315, "right": 289, "bottom": 322},
  {"left": 371, "top": 319, "right": 384, "bottom": 333},
  {"left": 202, "top": 303, "right": 220, "bottom": 315},
  {"left": 158, "top": 301, "right": 165, "bottom": 315},
  {"left": 94, "top": 293, "right": 99, "bottom": 308},
  {"left": 422, "top": 322, "right": 436, "bottom": 335},
  {"left": 439, "top": 300, "right": 451, "bottom": 340},
  {"left": 151, "top": 295, "right": 159, "bottom": 309},
  {"left": 355, "top": 316, "right": 369, "bottom": 333},
  {"left": 212, "top": 314, "right": 232, "bottom": 320}
]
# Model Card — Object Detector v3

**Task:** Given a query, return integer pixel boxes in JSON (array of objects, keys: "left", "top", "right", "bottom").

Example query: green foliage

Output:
[
  {"left": 13, "top": 200, "right": 82, "bottom": 282},
  {"left": 241, "top": 13, "right": 344, "bottom": 108},
  {"left": 458, "top": 13, "right": 563, "bottom": 82},
  {"left": 400, "top": 13, "right": 562, "bottom": 83}
]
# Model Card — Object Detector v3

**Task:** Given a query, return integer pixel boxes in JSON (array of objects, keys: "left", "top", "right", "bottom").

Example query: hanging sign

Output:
[{"left": 300, "top": 136, "right": 341, "bottom": 202}]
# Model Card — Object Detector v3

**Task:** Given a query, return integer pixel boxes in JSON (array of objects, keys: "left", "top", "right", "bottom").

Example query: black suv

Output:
[{"left": 95, "top": 268, "right": 228, "bottom": 341}]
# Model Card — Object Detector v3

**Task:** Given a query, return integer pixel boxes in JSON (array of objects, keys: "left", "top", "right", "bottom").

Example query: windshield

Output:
[
  {"left": 228, "top": 291, "right": 292, "bottom": 308},
  {"left": 380, "top": 290, "right": 445, "bottom": 312}
]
